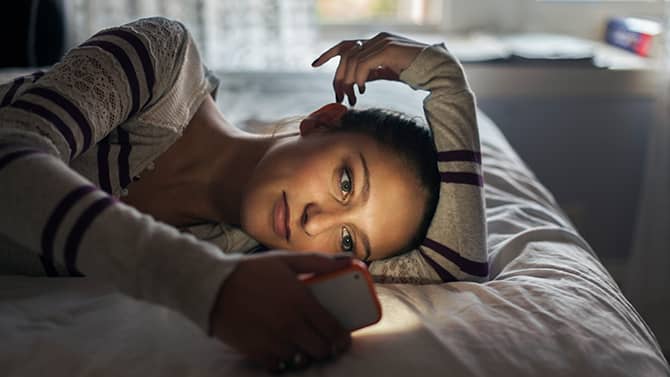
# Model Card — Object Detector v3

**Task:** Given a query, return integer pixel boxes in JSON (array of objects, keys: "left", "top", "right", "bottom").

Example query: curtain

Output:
[
  {"left": 64, "top": 0, "right": 318, "bottom": 71},
  {"left": 625, "top": 5, "right": 670, "bottom": 356}
]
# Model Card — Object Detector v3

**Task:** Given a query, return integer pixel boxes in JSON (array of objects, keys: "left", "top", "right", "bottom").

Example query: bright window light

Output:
[{"left": 317, "top": 0, "right": 441, "bottom": 25}]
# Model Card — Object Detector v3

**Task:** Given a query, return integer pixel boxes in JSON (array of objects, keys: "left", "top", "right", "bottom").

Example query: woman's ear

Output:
[{"left": 299, "top": 103, "right": 348, "bottom": 136}]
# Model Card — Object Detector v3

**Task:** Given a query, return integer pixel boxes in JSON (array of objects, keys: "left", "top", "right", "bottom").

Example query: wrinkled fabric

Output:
[{"left": 0, "top": 110, "right": 666, "bottom": 377}]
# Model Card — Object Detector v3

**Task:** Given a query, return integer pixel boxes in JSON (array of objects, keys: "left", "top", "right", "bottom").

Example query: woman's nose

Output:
[{"left": 301, "top": 202, "right": 343, "bottom": 236}]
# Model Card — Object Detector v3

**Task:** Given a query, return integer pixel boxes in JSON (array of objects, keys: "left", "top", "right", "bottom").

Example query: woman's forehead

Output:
[
  {"left": 347, "top": 136, "right": 425, "bottom": 260},
  {"left": 363, "top": 158, "right": 425, "bottom": 259},
  {"left": 323, "top": 131, "right": 400, "bottom": 158}
]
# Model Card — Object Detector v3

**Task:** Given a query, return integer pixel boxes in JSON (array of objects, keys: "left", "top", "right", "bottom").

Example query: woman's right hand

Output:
[
  {"left": 311, "top": 32, "right": 429, "bottom": 106},
  {"left": 210, "top": 251, "right": 354, "bottom": 372}
]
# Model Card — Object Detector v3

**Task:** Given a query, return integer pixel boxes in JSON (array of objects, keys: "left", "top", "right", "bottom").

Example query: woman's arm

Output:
[
  {"left": 313, "top": 34, "right": 488, "bottom": 282},
  {"left": 397, "top": 43, "right": 488, "bottom": 282},
  {"left": 0, "top": 17, "right": 190, "bottom": 162},
  {"left": 0, "top": 18, "right": 352, "bottom": 370},
  {"left": 0, "top": 17, "right": 235, "bottom": 331}
]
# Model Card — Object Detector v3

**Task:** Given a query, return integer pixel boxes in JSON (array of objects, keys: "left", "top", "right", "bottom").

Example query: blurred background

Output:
[{"left": 0, "top": 0, "right": 668, "bottom": 357}]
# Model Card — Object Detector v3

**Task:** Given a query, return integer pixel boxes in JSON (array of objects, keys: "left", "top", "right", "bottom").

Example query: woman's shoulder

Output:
[
  {"left": 114, "top": 17, "right": 191, "bottom": 91},
  {"left": 123, "top": 16, "right": 188, "bottom": 44}
]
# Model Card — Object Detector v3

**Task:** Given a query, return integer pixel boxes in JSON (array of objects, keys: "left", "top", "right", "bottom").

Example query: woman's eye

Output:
[
  {"left": 341, "top": 227, "right": 354, "bottom": 253},
  {"left": 340, "top": 168, "right": 352, "bottom": 196}
]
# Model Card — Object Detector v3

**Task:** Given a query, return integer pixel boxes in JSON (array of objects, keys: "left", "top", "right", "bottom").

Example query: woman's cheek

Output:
[
  {"left": 293, "top": 233, "right": 338, "bottom": 255},
  {"left": 289, "top": 156, "right": 332, "bottom": 195},
  {"left": 239, "top": 185, "right": 273, "bottom": 239}
]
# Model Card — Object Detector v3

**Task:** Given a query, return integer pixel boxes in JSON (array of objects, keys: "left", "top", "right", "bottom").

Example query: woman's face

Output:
[{"left": 240, "top": 130, "right": 426, "bottom": 261}]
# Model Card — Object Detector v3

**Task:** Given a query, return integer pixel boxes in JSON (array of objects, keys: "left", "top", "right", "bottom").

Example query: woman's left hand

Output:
[
  {"left": 311, "top": 32, "right": 429, "bottom": 106},
  {"left": 210, "top": 251, "right": 353, "bottom": 372}
]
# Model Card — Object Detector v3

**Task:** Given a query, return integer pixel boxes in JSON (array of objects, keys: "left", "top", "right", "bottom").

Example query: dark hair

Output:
[{"left": 331, "top": 108, "right": 440, "bottom": 258}]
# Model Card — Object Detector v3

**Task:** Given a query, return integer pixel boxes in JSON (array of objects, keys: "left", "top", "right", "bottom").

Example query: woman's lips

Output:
[{"left": 273, "top": 191, "right": 291, "bottom": 241}]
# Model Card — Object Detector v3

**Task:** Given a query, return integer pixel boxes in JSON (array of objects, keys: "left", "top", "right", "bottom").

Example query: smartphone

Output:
[{"left": 301, "top": 260, "right": 382, "bottom": 332}]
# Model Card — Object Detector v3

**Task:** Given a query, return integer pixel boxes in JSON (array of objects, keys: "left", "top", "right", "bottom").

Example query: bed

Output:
[{"left": 0, "top": 70, "right": 668, "bottom": 376}]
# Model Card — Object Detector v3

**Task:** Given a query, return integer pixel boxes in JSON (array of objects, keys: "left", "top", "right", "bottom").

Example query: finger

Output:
[
  {"left": 359, "top": 32, "right": 390, "bottom": 56},
  {"left": 247, "top": 351, "right": 278, "bottom": 373},
  {"left": 264, "top": 354, "right": 286, "bottom": 374},
  {"left": 354, "top": 41, "right": 390, "bottom": 90},
  {"left": 287, "top": 348, "right": 311, "bottom": 369},
  {"left": 312, "top": 41, "right": 344, "bottom": 67},
  {"left": 241, "top": 333, "right": 287, "bottom": 373},
  {"left": 302, "top": 299, "right": 351, "bottom": 356},
  {"left": 268, "top": 316, "right": 320, "bottom": 370},
  {"left": 344, "top": 48, "right": 363, "bottom": 106},
  {"left": 277, "top": 271, "right": 351, "bottom": 353},
  {"left": 281, "top": 253, "right": 353, "bottom": 274},
  {"left": 264, "top": 341, "right": 298, "bottom": 373},
  {"left": 332, "top": 52, "right": 350, "bottom": 103},
  {"left": 330, "top": 40, "right": 369, "bottom": 103},
  {"left": 345, "top": 85, "right": 357, "bottom": 107},
  {"left": 286, "top": 325, "right": 331, "bottom": 362},
  {"left": 348, "top": 36, "right": 389, "bottom": 94},
  {"left": 312, "top": 40, "right": 358, "bottom": 67},
  {"left": 235, "top": 334, "right": 270, "bottom": 368}
]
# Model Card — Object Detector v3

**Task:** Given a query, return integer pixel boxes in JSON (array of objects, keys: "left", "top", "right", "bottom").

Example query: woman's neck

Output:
[
  {"left": 122, "top": 96, "right": 283, "bottom": 228},
  {"left": 175, "top": 97, "right": 280, "bottom": 226}
]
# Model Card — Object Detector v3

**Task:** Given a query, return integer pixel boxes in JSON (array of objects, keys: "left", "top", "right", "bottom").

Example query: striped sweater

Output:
[{"left": 0, "top": 17, "right": 485, "bottom": 335}]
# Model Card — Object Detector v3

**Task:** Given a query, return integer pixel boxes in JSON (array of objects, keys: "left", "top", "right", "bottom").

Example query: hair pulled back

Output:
[{"left": 332, "top": 108, "right": 440, "bottom": 257}]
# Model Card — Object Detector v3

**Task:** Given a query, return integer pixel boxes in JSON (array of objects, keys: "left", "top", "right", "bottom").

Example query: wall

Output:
[
  {"left": 464, "top": 65, "right": 659, "bottom": 287},
  {"left": 445, "top": 0, "right": 664, "bottom": 40}
]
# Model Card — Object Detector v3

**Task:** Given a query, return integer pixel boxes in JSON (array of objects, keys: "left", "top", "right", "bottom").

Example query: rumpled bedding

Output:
[{"left": 0, "top": 72, "right": 667, "bottom": 376}]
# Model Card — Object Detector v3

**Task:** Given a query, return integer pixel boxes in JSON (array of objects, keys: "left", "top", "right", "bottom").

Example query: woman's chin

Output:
[{"left": 247, "top": 228, "right": 284, "bottom": 250}]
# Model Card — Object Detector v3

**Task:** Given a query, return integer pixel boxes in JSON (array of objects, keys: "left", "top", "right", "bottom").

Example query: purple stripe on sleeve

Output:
[
  {"left": 26, "top": 87, "right": 93, "bottom": 152},
  {"left": 440, "top": 172, "right": 484, "bottom": 187},
  {"left": 41, "top": 185, "right": 97, "bottom": 277},
  {"left": 1, "top": 77, "right": 25, "bottom": 107},
  {"left": 422, "top": 238, "right": 489, "bottom": 277},
  {"left": 437, "top": 150, "right": 482, "bottom": 164},
  {"left": 11, "top": 100, "right": 78, "bottom": 159},
  {"left": 97, "top": 137, "right": 112, "bottom": 194},
  {"left": 0, "top": 149, "right": 43, "bottom": 171},
  {"left": 95, "top": 29, "right": 155, "bottom": 107},
  {"left": 64, "top": 196, "right": 116, "bottom": 276},
  {"left": 117, "top": 128, "right": 132, "bottom": 188},
  {"left": 40, "top": 255, "right": 58, "bottom": 277},
  {"left": 80, "top": 40, "right": 140, "bottom": 117},
  {"left": 31, "top": 71, "right": 45, "bottom": 82},
  {"left": 418, "top": 249, "right": 457, "bottom": 282}
]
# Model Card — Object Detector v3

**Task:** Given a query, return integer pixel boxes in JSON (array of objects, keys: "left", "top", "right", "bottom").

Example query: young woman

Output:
[{"left": 0, "top": 17, "right": 486, "bottom": 372}]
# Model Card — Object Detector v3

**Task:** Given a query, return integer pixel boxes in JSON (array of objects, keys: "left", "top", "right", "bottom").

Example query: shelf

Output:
[{"left": 396, "top": 31, "right": 660, "bottom": 71}]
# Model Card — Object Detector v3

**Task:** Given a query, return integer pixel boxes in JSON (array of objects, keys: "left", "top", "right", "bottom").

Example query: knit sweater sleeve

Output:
[
  {"left": 0, "top": 17, "right": 241, "bottom": 334},
  {"left": 397, "top": 43, "right": 488, "bottom": 281}
]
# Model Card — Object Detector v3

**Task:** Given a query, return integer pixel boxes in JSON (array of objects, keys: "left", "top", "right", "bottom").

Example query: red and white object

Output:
[
  {"left": 605, "top": 17, "right": 662, "bottom": 57},
  {"left": 301, "top": 260, "right": 382, "bottom": 332}
]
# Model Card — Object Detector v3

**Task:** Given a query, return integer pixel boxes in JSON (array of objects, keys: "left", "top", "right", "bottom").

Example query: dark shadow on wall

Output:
[{"left": 0, "top": 0, "right": 66, "bottom": 68}]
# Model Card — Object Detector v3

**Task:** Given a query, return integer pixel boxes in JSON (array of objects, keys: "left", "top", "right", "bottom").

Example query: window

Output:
[
  {"left": 317, "top": 0, "right": 442, "bottom": 26},
  {"left": 63, "top": 0, "right": 667, "bottom": 71}
]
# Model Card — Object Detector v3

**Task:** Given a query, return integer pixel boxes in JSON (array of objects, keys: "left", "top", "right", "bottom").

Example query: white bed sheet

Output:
[{"left": 0, "top": 73, "right": 668, "bottom": 377}]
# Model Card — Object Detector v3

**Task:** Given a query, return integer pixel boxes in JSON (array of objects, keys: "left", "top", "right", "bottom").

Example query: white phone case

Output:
[{"left": 305, "top": 266, "right": 381, "bottom": 331}]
